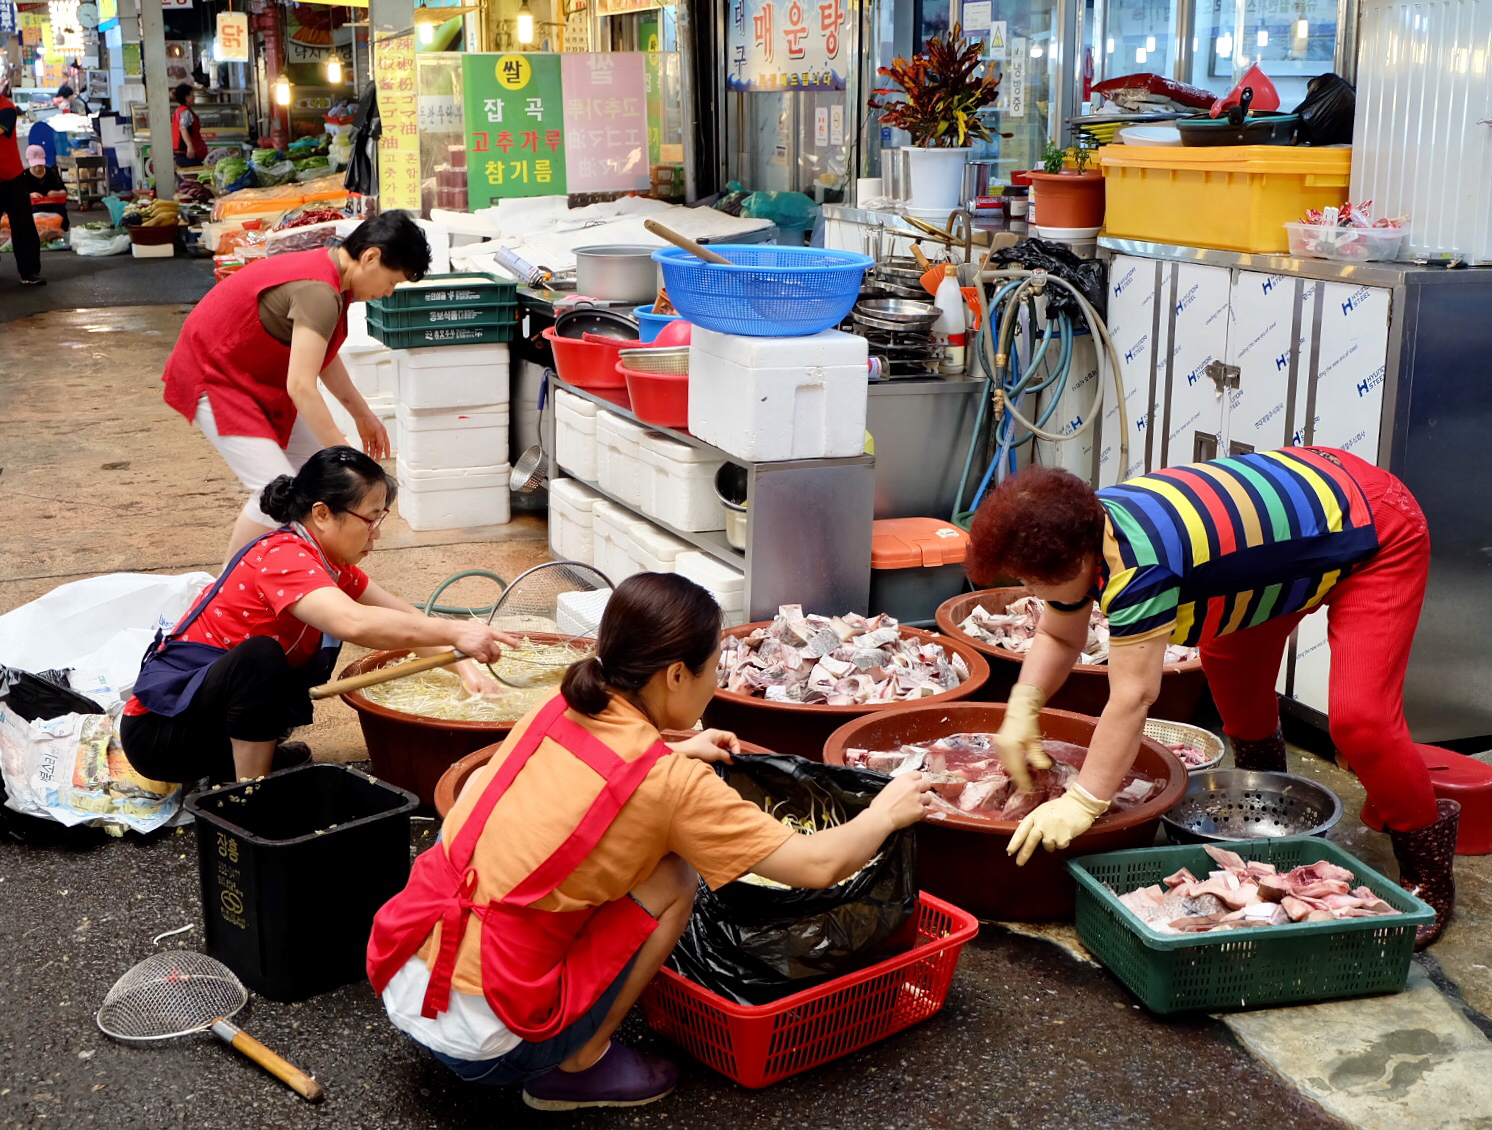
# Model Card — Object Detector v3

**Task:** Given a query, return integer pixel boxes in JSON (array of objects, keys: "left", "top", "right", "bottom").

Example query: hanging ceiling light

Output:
[
  {"left": 326, "top": 52, "right": 343, "bottom": 84},
  {"left": 1136, "top": 46, "right": 1147, "bottom": 62},
  {"left": 1216, "top": 32, "right": 1234, "bottom": 56},
  {"left": 1295, "top": 18, "right": 1309, "bottom": 38},
  {"left": 1145, "top": 35, "right": 1156, "bottom": 51},
  {"left": 1030, "top": 43, "right": 1043, "bottom": 57},
  {"left": 516, "top": 0, "right": 534, "bottom": 45},
  {"left": 418, "top": 21, "right": 435, "bottom": 44},
  {"left": 273, "top": 73, "right": 291, "bottom": 106}
]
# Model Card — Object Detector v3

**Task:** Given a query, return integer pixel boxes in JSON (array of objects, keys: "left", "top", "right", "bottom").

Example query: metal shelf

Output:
[{"left": 556, "top": 466, "right": 744, "bottom": 568}]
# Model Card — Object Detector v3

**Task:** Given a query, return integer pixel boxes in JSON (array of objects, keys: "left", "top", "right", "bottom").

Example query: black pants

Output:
[
  {"left": 120, "top": 637, "right": 312, "bottom": 785},
  {"left": 0, "top": 173, "right": 42, "bottom": 280}
]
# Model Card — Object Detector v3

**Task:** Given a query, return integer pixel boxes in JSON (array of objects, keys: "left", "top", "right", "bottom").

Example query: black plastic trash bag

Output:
[
  {"left": 344, "top": 82, "right": 381, "bottom": 197},
  {"left": 667, "top": 753, "right": 918, "bottom": 1006},
  {"left": 990, "top": 238, "right": 1108, "bottom": 330},
  {"left": 1292, "top": 74, "right": 1355, "bottom": 147},
  {"left": 0, "top": 665, "right": 98, "bottom": 722}
]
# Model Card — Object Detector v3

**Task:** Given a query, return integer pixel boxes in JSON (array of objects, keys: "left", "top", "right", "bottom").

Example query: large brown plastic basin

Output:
[
  {"left": 433, "top": 730, "right": 775, "bottom": 819},
  {"left": 935, "top": 588, "right": 1209, "bottom": 721},
  {"left": 822, "top": 702, "right": 1187, "bottom": 921},
  {"left": 338, "top": 635, "right": 591, "bottom": 809},
  {"left": 701, "top": 623, "right": 991, "bottom": 761}
]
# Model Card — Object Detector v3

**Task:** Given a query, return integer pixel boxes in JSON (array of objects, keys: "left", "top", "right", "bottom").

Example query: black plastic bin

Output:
[{"left": 186, "top": 763, "right": 418, "bottom": 1002}]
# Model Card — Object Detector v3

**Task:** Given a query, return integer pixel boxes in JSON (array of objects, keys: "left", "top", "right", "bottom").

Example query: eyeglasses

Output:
[{"left": 342, "top": 508, "right": 389, "bottom": 531}]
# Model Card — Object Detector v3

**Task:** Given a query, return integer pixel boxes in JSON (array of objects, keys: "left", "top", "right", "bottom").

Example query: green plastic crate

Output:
[
  {"left": 1066, "top": 838, "right": 1434, "bottom": 1015},
  {"left": 368, "top": 295, "right": 517, "bottom": 331},
  {"left": 379, "top": 272, "right": 517, "bottom": 309},
  {"left": 366, "top": 306, "right": 517, "bottom": 349}
]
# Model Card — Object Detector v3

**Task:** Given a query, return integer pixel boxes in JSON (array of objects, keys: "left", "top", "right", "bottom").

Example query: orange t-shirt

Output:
[{"left": 420, "top": 693, "right": 794, "bottom": 996}]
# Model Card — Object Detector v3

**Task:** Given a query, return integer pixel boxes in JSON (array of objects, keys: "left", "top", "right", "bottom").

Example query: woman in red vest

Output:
[
  {"left": 170, "top": 83, "right": 208, "bottom": 166},
  {"left": 369, "top": 573, "right": 933, "bottom": 1111},
  {"left": 161, "top": 211, "right": 430, "bottom": 568}
]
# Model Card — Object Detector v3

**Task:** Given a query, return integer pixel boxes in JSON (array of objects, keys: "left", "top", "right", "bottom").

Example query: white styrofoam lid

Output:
[
  {"left": 596, "top": 409, "right": 656, "bottom": 442},
  {"left": 639, "top": 432, "right": 724, "bottom": 465},
  {"left": 674, "top": 550, "right": 746, "bottom": 592},
  {"left": 547, "top": 477, "right": 605, "bottom": 508},
  {"left": 629, "top": 521, "right": 692, "bottom": 560},
  {"left": 398, "top": 343, "right": 510, "bottom": 371},
  {"left": 555, "top": 588, "right": 612, "bottom": 633},
  {"left": 396, "top": 459, "right": 511, "bottom": 487},
  {"left": 555, "top": 388, "right": 600, "bottom": 417},
  {"left": 689, "top": 324, "right": 868, "bottom": 366},
  {"left": 395, "top": 402, "right": 510, "bottom": 427}
]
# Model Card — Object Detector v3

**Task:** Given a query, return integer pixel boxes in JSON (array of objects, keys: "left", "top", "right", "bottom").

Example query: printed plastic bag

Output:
[
  {"left": 666, "top": 753, "right": 918, "bottom": 1005},
  {"left": 71, "top": 225, "right": 131, "bottom": 256},
  {"left": 1292, "top": 73, "right": 1356, "bottom": 146}
]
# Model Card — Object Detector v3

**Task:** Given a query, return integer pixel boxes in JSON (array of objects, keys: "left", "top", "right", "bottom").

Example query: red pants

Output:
[{"left": 1198, "top": 456, "right": 1439, "bottom": 831}]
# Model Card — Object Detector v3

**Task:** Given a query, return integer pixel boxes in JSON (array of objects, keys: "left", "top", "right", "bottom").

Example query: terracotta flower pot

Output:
[{"left": 1027, "top": 170, "right": 1106, "bottom": 230}]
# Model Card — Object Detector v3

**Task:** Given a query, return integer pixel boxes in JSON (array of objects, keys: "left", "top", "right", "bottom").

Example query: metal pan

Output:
[
  {"left": 554, "top": 306, "right": 640, "bottom": 340},
  {"left": 855, "top": 298, "right": 940, "bottom": 327}
]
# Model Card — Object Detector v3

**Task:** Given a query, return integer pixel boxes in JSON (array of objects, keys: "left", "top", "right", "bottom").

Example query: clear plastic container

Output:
[{"left": 1285, "top": 222, "right": 1406, "bottom": 262}]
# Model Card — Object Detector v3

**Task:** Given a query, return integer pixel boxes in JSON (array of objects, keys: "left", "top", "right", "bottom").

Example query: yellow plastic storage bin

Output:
[{"left": 1099, "top": 145, "right": 1352, "bottom": 253}]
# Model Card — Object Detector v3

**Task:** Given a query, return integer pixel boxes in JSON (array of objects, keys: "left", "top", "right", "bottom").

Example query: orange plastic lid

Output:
[{"left": 871, "top": 517, "right": 970, "bottom": 569}]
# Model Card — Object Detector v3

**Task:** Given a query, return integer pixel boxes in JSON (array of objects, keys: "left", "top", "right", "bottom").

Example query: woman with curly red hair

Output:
[{"left": 970, "top": 448, "right": 1458, "bottom": 947}]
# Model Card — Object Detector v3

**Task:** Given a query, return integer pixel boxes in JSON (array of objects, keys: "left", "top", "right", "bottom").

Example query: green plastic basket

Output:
[
  {"left": 378, "top": 272, "right": 517, "bottom": 309},
  {"left": 368, "top": 296, "right": 517, "bottom": 331},
  {"left": 366, "top": 306, "right": 517, "bottom": 349},
  {"left": 1067, "top": 838, "right": 1434, "bottom": 1015}
]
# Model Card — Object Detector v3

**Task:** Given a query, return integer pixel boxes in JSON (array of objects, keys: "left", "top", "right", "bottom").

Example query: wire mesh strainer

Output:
[
  {"left": 483, "top": 561, "right": 613, "bottom": 687},
  {"left": 1162, "top": 769, "right": 1343, "bottom": 844},
  {"left": 617, "top": 346, "right": 690, "bottom": 375},
  {"left": 97, "top": 952, "right": 324, "bottom": 1101}
]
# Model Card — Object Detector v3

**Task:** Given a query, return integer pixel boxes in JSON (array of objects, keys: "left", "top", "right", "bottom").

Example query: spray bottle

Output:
[{"left": 932, "top": 264, "right": 967, "bottom": 375}]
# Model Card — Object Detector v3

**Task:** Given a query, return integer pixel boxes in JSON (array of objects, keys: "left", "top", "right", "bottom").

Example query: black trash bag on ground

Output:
[
  {"left": 990, "top": 238, "right": 1108, "bottom": 330},
  {"left": 666, "top": 753, "right": 918, "bottom": 1006},
  {"left": 1293, "top": 74, "right": 1355, "bottom": 147},
  {"left": 0, "top": 665, "right": 110, "bottom": 846}
]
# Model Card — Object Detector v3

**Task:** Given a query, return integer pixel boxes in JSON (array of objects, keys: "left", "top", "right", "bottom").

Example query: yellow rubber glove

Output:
[
  {"left": 994, "top": 683, "right": 1053, "bottom": 793},
  {"left": 1007, "top": 783, "right": 1112, "bottom": 866}
]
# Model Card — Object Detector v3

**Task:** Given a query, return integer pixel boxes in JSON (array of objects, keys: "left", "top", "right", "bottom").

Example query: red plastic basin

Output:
[
  {"left": 619, "top": 364, "right": 689, "bottom": 429},
  {"left": 1361, "top": 744, "right": 1492, "bottom": 855},
  {"left": 542, "top": 325, "right": 630, "bottom": 391}
]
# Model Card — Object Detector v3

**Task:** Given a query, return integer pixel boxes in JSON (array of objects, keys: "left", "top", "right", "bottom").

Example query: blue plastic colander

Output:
[{"left": 652, "top": 246, "right": 875, "bottom": 337}]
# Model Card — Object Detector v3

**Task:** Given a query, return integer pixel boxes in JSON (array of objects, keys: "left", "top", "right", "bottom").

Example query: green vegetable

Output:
[
  {"left": 216, "top": 156, "right": 250, "bottom": 179},
  {"left": 293, "top": 156, "right": 330, "bottom": 171},
  {"left": 251, "top": 148, "right": 282, "bottom": 165}
]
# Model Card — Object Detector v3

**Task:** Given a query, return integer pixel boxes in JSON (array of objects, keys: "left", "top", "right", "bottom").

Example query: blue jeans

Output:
[{"left": 425, "top": 954, "right": 638, "bottom": 1087}]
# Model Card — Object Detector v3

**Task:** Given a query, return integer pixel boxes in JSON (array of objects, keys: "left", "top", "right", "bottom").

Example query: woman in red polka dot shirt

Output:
[{"left": 119, "top": 447, "right": 517, "bottom": 784}]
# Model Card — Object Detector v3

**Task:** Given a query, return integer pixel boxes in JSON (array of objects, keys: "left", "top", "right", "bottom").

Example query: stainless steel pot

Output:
[{"left": 573, "top": 245, "right": 660, "bottom": 304}]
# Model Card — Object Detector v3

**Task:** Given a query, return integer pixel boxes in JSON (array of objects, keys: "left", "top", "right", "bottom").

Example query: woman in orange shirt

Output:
[{"left": 369, "top": 573, "right": 932, "bottom": 1111}]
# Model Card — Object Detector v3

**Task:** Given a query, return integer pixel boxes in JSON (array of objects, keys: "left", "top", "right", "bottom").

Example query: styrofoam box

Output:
[
  {"left": 687, "top": 326, "right": 869, "bottom": 462},
  {"left": 396, "top": 344, "right": 510, "bottom": 410},
  {"left": 345, "top": 303, "right": 377, "bottom": 350},
  {"left": 596, "top": 410, "right": 656, "bottom": 507},
  {"left": 675, "top": 551, "right": 746, "bottom": 616},
  {"left": 396, "top": 402, "right": 509, "bottom": 472},
  {"left": 556, "top": 588, "right": 611, "bottom": 637},
  {"left": 555, "top": 388, "right": 600, "bottom": 483},
  {"left": 628, "top": 517, "right": 692, "bottom": 574},
  {"left": 396, "top": 459, "right": 511, "bottom": 531},
  {"left": 547, "top": 477, "right": 605, "bottom": 563},
  {"left": 343, "top": 342, "right": 398, "bottom": 402},
  {"left": 591, "top": 500, "right": 643, "bottom": 583},
  {"left": 131, "top": 242, "right": 174, "bottom": 258},
  {"left": 322, "top": 388, "right": 398, "bottom": 459},
  {"left": 638, "top": 433, "right": 726, "bottom": 533}
]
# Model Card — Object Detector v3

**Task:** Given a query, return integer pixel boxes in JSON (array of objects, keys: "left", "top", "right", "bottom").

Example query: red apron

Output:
[
  {"left": 162, "top": 249, "right": 349, "bottom": 446},
  {"left": 367, "top": 695, "right": 667, "bottom": 1041}
]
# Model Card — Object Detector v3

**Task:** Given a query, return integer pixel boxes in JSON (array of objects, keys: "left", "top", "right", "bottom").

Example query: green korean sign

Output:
[{"left": 462, "top": 53, "right": 567, "bottom": 204}]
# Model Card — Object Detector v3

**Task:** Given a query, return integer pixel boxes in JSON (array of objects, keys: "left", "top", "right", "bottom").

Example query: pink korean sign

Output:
[{"left": 560, "top": 53, "right": 650, "bottom": 193}]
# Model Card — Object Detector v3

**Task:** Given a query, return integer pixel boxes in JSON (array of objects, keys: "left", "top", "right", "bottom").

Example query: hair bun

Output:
[{"left": 258, "top": 475, "right": 301, "bottom": 523}]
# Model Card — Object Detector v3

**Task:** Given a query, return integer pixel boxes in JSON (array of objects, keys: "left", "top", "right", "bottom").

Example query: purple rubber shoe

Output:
[{"left": 522, "top": 1043, "right": 678, "bottom": 1111}]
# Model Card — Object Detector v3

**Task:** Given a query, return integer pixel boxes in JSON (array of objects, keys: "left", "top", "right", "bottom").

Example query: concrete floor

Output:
[{"left": 2, "top": 292, "right": 1490, "bottom": 1128}]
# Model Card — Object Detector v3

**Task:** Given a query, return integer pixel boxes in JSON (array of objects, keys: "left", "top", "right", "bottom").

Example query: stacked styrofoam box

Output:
[
  {"left": 557, "top": 588, "right": 611, "bottom": 637},
  {"left": 637, "top": 433, "right": 726, "bottom": 532},
  {"left": 322, "top": 342, "right": 400, "bottom": 458},
  {"left": 548, "top": 477, "right": 605, "bottom": 563},
  {"left": 394, "top": 343, "right": 512, "bottom": 530},
  {"left": 628, "top": 518, "right": 692, "bottom": 574},
  {"left": 676, "top": 551, "right": 748, "bottom": 627},
  {"left": 555, "top": 388, "right": 600, "bottom": 482},
  {"left": 591, "top": 500, "right": 642, "bottom": 583},
  {"left": 687, "top": 326, "right": 869, "bottom": 462},
  {"left": 596, "top": 410, "right": 656, "bottom": 507}
]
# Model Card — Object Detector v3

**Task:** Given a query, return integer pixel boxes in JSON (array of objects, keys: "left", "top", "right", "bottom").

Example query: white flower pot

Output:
[{"left": 903, "top": 146, "right": 971, "bottom": 214}]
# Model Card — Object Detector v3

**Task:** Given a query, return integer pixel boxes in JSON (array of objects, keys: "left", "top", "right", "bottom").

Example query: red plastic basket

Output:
[
  {"left": 639, "top": 892, "right": 978, "bottom": 1088},
  {"left": 619, "top": 365, "right": 688, "bottom": 428},
  {"left": 541, "top": 325, "right": 630, "bottom": 390}
]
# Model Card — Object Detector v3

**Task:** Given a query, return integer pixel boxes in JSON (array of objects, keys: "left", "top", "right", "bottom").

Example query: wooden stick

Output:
[
  {"left": 643, "top": 218, "right": 732, "bottom": 264},
  {"left": 309, "top": 651, "right": 466, "bottom": 699},
  {"left": 211, "top": 1020, "right": 325, "bottom": 1102}
]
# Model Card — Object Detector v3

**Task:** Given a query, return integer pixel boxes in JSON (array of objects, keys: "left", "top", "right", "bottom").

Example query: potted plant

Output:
[
  {"left": 869, "top": 24, "right": 1001, "bottom": 215},
  {"left": 1029, "top": 136, "right": 1105, "bottom": 231}
]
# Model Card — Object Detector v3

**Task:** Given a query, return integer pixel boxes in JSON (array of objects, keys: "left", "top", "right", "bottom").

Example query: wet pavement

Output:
[{"left": 3, "top": 288, "right": 1491, "bottom": 1128}]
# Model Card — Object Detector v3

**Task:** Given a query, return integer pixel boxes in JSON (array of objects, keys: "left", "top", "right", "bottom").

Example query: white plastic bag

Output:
[
  {"left": 0, "top": 571, "right": 214, "bottom": 709},
  {"left": 70, "top": 226, "right": 131, "bottom": 256}
]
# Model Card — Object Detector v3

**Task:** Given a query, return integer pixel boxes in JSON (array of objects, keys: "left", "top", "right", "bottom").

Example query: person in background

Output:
[
  {"left": 0, "top": 68, "right": 44, "bottom": 286},
  {"left": 24, "top": 145, "right": 68, "bottom": 233},
  {"left": 53, "top": 85, "right": 88, "bottom": 116},
  {"left": 968, "top": 448, "right": 1459, "bottom": 948},
  {"left": 160, "top": 211, "right": 429, "bottom": 569},
  {"left": 369, "top": 572, "right": 933, "bottom": 1111},
  {"left": 170, "top": 83, "right": 208, "bottom": 169}
]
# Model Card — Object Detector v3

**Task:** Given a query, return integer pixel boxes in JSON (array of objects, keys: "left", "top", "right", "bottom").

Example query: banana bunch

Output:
[{"left": 141, "top": 200, "right": 181, "bottom": 227}]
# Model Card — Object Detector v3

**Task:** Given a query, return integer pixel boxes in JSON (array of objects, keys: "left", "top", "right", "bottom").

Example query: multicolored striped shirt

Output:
[{"left": 1095, "top": 448, "right": 1379, "bottom": 647}]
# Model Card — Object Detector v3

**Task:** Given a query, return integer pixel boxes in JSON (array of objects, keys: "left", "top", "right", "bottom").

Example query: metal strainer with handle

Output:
[
  {"left": 484, "top": 561, "right": 613, "bottom": 688},
  {"left": 1161, "top": 769, "right": 1344, "bottom": 845},
  {"left": 96, "top": 951, "right": 325, "bottom": 1102}
]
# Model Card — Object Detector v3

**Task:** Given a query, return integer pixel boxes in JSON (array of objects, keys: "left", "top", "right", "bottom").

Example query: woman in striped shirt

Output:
[{"left": 968, "top": 447, "right": 1458, "bottom": 947}]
